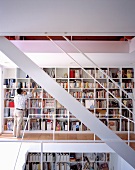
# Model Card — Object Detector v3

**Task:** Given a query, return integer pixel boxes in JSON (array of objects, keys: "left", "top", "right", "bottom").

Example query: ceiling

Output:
[
  {"left": 1, "top": 0, "right": 135, "bottom": 68},
  {"left": 1, "top": 0, "right": 135, "bottom": 36}
]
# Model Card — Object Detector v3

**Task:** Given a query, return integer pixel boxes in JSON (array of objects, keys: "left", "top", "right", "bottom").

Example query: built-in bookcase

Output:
[
  {"left": 3, "top": 67, "right": 135, "bottom": 133},
  {"left": 24, "top": 152, "right": 110, "bottom": 170}
]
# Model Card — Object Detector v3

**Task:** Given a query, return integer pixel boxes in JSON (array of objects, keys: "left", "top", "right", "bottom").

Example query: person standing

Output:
[{"left": 13, "top": 86, "right": 37, "bottom": 138}]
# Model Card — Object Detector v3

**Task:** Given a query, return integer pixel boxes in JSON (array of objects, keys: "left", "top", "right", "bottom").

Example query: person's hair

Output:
[{"left": 17, "top": 88, "right": 23, "bottom": 94}]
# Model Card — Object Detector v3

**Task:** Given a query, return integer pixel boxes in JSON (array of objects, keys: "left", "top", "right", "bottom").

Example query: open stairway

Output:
[{"left": 0, "top": 37, "right": 135, "bottom": 169}]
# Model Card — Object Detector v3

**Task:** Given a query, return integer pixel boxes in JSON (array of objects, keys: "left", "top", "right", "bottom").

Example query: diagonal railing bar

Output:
[
  {"left": 13, "top": 115, "right": 30, "bottom": 170},
  {"left": 63, "top": 36, "right": 135, "bottom": 102},
  {"left": 47, "top": 36, "right": 134, "bottom": 117}
]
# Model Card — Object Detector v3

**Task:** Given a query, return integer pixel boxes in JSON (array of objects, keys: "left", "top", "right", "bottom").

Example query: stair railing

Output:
[{"left": 47, "top": 36, "right": 134, "bottom": 119}]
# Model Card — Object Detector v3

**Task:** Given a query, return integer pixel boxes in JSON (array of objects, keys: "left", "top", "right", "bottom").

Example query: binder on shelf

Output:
[
  {"left": 60, "top": 163, "right": 64, "bottom": 170},
  {"left": 41, "top": 119, "right": 46, "bottom": 130},
  {"left": 25, "top": 163, "right": 29, "bottom": 170},
  {"left": 4, "top": 108, "right": 10, "bottom": 117},
  {"left": 56, "top": 163, "right": 59, "bottom": 170}
]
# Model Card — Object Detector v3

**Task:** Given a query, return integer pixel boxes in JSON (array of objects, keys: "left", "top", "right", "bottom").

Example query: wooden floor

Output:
[
  {"left": 0, "top": 133, "right": 135, "bottom": 150},
  {"left": 0, "top": 133, "right": 96, "bottom": 140}
]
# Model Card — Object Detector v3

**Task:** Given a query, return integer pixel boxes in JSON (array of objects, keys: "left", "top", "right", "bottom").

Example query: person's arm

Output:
[
  {"left": 31, "top": 86, "right": 37, "bottom": 95},
  {"left": 24, "top": 86, "right": 37, "bottom": 100}
]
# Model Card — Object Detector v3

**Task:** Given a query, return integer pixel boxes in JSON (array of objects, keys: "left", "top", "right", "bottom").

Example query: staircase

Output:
[{"left": 0, "top": 37, "right": 135, "bottom": 169}]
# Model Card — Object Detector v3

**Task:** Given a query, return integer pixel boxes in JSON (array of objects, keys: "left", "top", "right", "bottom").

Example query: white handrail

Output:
[
  {"left": 2, "top": 113, "right": 135, "bottom": 170},
  {"left": 47, "top": 36, "right": 135, "bottom": 118},
  {"left": 0, "top": 139, "right": 135, "bottom": 143},
  {"left": 13, "top": 115, "right": 30, "bottom": 170},
  {"left": 63, "top": 36, "right": 135, "bottom": 102}
]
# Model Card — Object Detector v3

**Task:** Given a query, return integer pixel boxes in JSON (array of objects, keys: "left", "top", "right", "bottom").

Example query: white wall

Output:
[{"left": 0, "top": 0, "right": 135, "bottom": 35}]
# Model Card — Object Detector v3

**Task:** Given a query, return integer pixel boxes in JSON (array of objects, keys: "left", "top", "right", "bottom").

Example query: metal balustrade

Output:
[{"left": 12, "top": 113, "right": 135, "bottom": 170}]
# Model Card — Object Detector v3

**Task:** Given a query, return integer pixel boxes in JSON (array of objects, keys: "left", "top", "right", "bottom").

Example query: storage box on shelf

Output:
[
  {"left": 24, "top": 152, "right": 110, "bottom": 170},
  {"left": 3, "top": 67, "right": 135, "bottom": 134}
]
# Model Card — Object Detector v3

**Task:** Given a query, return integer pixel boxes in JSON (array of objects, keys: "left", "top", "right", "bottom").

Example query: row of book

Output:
[
  {"left": 28, "top": 153, "right": 70, "bottom": 163},
  {"left": 3, "top": 79, "right": 16, "bottom": 88},
  {"left": 4, "top": 119, "right": 27, "bottom": 131},
  {"left": 95, "top": 70, "right": 108, "bottom": 79},
  {"left": 4, "top": 118, "right": 134, "bottom": 132},
  {"left": 121, "top": 82, "right": 134, "bottom": 88},
  {"left": 25, "top": 162, "right": 70, "bottom": 170},
  {"left": 27, "top": 120, "right": 88, "bottom": 131},
  {"left": 109, "top": 89, "right": 120, "bottom": 98},
  {"left": 56, "top": 109, "right": 68, "bottom": 118},
  {"left": 25, "top": 152, "right": 110, "bottom": 170},
  {"left": 4, "top": 79, "right": 41, "bottom": 89},
  {"left": 108, "top": 120, "right": 134, "bottom": 131},
  {"left": 30, "top": 120, "right": 83, "bottom": 131},
  {"left": 4, "top": 100, "right": 14, "bottom": 107},
  {"left": 30, "top": 119, "right": 53, "bottom": 131},
  {"left": 4, "top": 107, "right": 133, "bottom": 119},
  {"left": 56, "top": 121, "right": 68, "bottom": 131},
  {"left": 4, "top": 79, "right": 134, "bottom": 90},
  {"left": 122, "top": 69, "right": 134, "bottom": 78},
  {"left": 25, "top": 162, "right": 109, "bottom": 170},
  {"left": 70, "top": 81, "right": 134, "bottom": 89},
  {"left": 4, "top": 108, "right": 14, "bottom": 117},
  {"left": 30, "top": 100, "right": 42, "bottom": 108},
  {"left": 95, "top": 82, "right": 107, "bottom": 88},
  {"left": 4, "top": 89, "right": 16, "bottom": 98},
  {"left": 70, "top": 91, "right": 94, "bottom": 98},
  {"left": 70, "top": 81, "right": 95, "bottom": 88},
  {"left": 4, "top": 90, "right": 54, "bottom": 100},
  {"left": 95, "top": 90, "right": 107, "bottom": 98},
  {"left": 70, "top": 69, "right": 83, "bottom": 78},
  {"left": 5, "top": 98, "right": 130, "bottom": 110},
  {"left": 27, "top": 153, "right": 109, "bottom": 163},
  {"left": 57, "top": 81, "right": 68, "bottom": 89},
  {"left": 95, "top": 100, "right": 107, "bottom": 108}
]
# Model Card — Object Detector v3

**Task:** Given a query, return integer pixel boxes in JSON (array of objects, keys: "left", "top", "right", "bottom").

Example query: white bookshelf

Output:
[
  {"left": 24, "top": 152, "right": 110, "bottom": 170},
  {"left": 3, "top": 67, "right": 135, "bottom": 133}
]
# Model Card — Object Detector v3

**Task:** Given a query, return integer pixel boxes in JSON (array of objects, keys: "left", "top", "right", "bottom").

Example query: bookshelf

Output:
[
  {"left": 24, "top": 152, "right": 110, "bottom": 170},
  {"left": 3, "top": 67, "right": 135, "bottom": 133}
]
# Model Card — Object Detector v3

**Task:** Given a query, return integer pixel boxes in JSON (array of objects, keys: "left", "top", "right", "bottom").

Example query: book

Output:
[
  {"left": 108, "top": 121, "right": 117, "bottom": 131},
  {"left": 70, "top": 69, "right": 75, "bottom": 78},
  {"left": 127, "top": 69, "right": 132, "bottom": 78},
  {"left": 85, "top": 100, "right": 94, "bottom": 109}
]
